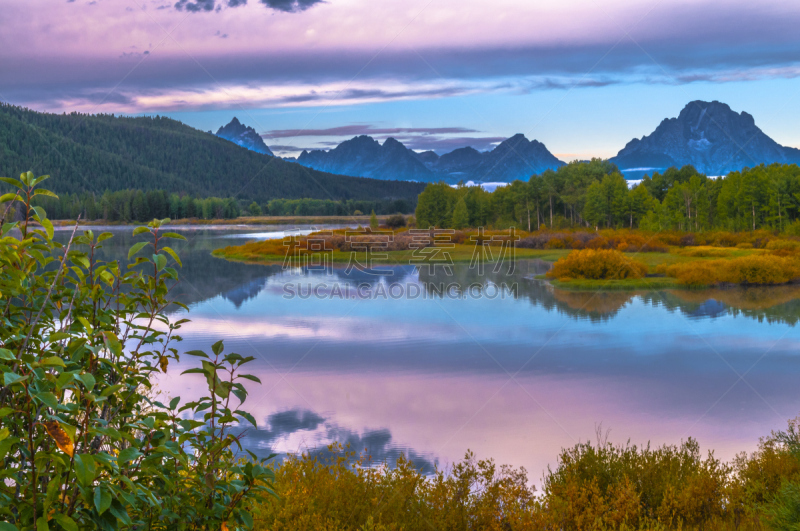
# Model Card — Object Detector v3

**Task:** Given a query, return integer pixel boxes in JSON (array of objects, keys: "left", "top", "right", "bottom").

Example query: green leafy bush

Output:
[{"left": 0, "top": 172, "right": 274, "bottom": 530}]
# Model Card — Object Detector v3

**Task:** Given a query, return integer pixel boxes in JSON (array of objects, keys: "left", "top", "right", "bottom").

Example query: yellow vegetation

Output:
[
  {"left": 547, "top": 249, "right": 649, "bottom": 280},
  {"left": 665, "top": 255, "right": 800, "bottom": 287},
  {"left": 250, "top": 420, "right": 800, "bottom": 531}
]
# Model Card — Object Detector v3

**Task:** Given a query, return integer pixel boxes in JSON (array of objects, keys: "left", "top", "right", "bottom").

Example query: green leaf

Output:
[
  {"left": 240, "top": 510, "right": 254, "bottom": 529},
  {"left": 153, "top": 253, "right": 167, "bottom": 271},
  {"left": 169, "top": 396, "right": 181, "bottom": 410},
  {"left": 79, "top": 373, "right": 96, "bottom": 392},
  {"left": 40, "top": 356, "right": 66, "bottom": 368},
  {"left": 132, "top": 226, "right": 150, "bottom": 236},
  {"left": 127, "top": 241, "right": 148, "bottom": 259},
  {"left": 0, "top": 348, "right": 15, "bottom": 360},
  {"left": 161, "top": 246, "right": 182, "bottom": 267},
  {"left": 97, "top": 232, "right": 114, "bottom": 242},
  {"left": 77, "top": 316, "right": 93, "bottom": 334},
  {"left": 0, "top": 176, "right": 25, "bottom": 190},
  {"left": 33, "top": 189, "right": 59, "bottom": 199},
  {"left": 36, "top": 517, "right": 49, "bottom": 531},
  {"left": 117, "top": 446, "right": 141, "bottom": 465},
  {"left": 185, "top": 350, "right": 209, "bottom": 358},
  {"left": 0, "top": 193, "right": 22, "bottom": 203},
  {"left": 160, "top": 232, "right": 187, "bottom": 241},
  {"left": 74, "top": 453, "right": 96, "bottom": 486},
  {"left": 101, "top": 384, "right": 125, "bottom": 397},
  {"left": 238, "top": 374, "right": 262, "bottom": 384},
  {"left": 0, "top": 428, "right": 9, "bottom": 441},
  {"left": 94, "top": 487, "right": 112, "bottom": 515},
  {"left": 101, "top": 331, "right": 122, "bottom": 355},
  {"left": 212, "top": 340, "right": 224, "bottom": 356},
  {"left": 33, "top": 392, "right": 59, "bottom": 409},
  {"left": 31, "top": 174, "right": 52, "bottom": 186},
  {"left": 236, "top": 410, "right": 258, "bottom": 428},
  {"left": 40, "top": 217, "right": 54, "bottom": 240},
  {"left": 108, "top": 501, "right": 132, "bottom": 526},
  {"left": 53, "top": 514, "right": 78, "bottom": 531},
  {"left": 3, "top": 372, "right": 27, "bottom": 386},
  {"left": 0, "top": 522, "right": 20, "bottom": 531},
  {"left": 0, "top": 407, "right": 13, "bottom": 418}
]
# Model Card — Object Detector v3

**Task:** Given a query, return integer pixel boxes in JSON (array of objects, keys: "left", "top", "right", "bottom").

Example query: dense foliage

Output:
[
  {"left": 0, "top": 172, "right": 274, "bottom": 529},
  {"left": 250, "top": 421, "right": 800, "bottom": 530},
  {"left": 415, "top": 160, "right": 800, "bottom": 232},
  {"left": 0, "top": 103, "right": 424, "bottom": 203}
]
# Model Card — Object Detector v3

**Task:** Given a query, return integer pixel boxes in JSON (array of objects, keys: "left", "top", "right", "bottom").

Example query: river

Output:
[{"left": 57, "top": 225, "right": 800, "bottom": 482}]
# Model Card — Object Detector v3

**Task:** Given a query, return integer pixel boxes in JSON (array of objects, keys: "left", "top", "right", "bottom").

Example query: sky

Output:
[{"left": 3, "top": 0, "right": 800, "bottom": 159}]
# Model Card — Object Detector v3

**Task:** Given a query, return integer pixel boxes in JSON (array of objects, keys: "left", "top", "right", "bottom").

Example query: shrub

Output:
[
  {"left": 384, "top": 213, "right": 406, "bottom": 229},
  {"left": 586, "top": 236, "right": 610, "bottom": 250},
  {"left": 0, "top": 172, "right": 275, "bottom": 530},
  {"left": 547, "top": 249, "right": 649, "bottom": 280},
  {"left": 665, "top": 255, "right": 800, "bottom": 286},
  {"left": 736, "top": 242, "right": 754, "bottom": 249}
]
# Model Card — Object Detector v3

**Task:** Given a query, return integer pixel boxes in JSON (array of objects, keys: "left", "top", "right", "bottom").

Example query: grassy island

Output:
[{"left": 213, "top": 227, "right": 800, "bottom": 290}]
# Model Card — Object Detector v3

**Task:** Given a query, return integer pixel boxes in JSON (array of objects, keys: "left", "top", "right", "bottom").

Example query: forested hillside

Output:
[
  {"left": 416, "top": 159, "right": 800, "bottom": 232},
  {"left": 0, "top": 104, "right": 424, "bottom": 202}
]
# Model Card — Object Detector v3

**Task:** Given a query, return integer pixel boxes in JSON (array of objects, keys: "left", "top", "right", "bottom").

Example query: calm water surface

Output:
[{"left": 60, "top": 225, "right": 800, "bottom": 482}]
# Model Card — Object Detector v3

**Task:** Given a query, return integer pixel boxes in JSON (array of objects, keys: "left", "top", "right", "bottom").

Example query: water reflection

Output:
[
  {"left": 57, "top": 227, "right": 800, "bottom": 479},
  {"left": 233, "top": 409, "right": 437, "bottom": 473}
]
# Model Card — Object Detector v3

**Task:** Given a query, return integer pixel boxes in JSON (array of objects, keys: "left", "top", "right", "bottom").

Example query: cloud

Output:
[
  {"left": 174, "top": 0, "right": 215, "bottom": 11},
  {"left": 260, "top": 0, "right": 324, "bottom": 12},
  {"left": 269, "top": 144, "right": 307, "bottom": 152},
  {"left": 263, "top": 124, "right": 479, "bottom": 139},
  {"left": 174, "top": 0, "right": 322, "bottom": 12}
]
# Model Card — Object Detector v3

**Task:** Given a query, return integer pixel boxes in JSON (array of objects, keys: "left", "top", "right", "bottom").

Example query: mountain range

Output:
[
  {"left": 295, "top": 133, "right": 565, "bottom": 183},
  {"left": 610, "top": 100, "right": 800, "bottom": 177},
  {"left": 240, "top": 100, "right": 800, "bottom": 182}
]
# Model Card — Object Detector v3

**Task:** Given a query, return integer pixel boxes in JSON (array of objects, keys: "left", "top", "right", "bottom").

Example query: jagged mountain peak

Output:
[
  {"left": 610, "top": 100, "right": 800, "bottom": 177},
  {"left": 215, "top": 118, "right": 273, "bottom": 156},
  {"left": 295, "top": 133, "right": 564, "bottom": 183}
]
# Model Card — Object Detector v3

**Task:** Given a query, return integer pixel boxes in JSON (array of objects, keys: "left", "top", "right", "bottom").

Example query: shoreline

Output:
[{"left": 51, "top": 214, "right": 394, "bottom": 228}]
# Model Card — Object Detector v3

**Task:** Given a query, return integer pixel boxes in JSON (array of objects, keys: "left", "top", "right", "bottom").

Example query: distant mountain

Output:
[
  {"left": 611, "top": 100, "right": 800, "bottom": 177},
  {"left": 298, "top": 135, "right": 435, "bottom": 182},
  {"left": 0, "top": 104, "right": 425, "bottom": 202},
  {"left": 297, "top": 134, "right": 564, "bottom": 183},
  {"left": 215, "top": 117, "right": 274, "bottom": 156},
  {"left": 464, "top": 134, "right": 565, "bottom": 182}
]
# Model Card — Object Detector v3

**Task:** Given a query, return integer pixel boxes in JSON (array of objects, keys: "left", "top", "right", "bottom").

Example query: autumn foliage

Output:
[
  {"left": 547, "top": 249, "right": 649, "bottom": 280},
  {"left": 664, "top": 255, "right": 800, "bottom": 287}
]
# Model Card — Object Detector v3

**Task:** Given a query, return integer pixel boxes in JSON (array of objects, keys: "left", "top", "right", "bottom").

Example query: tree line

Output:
[
  {"left": 415, "top": 160, "right": 800, "bottom": 232},
  {"left": 27, "top": 189, "right": 416, "bottom": 221}
]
